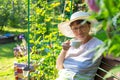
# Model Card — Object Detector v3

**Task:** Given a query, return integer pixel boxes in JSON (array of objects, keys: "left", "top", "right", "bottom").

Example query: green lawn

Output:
[
  {"left": 0, "top": 27, "right": 27, "bottom": 80},
  {"left": 0, "top": 43, "right": 17, "bottom": 80}
]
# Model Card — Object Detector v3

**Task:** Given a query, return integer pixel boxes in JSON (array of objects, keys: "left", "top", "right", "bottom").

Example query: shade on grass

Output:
[{"left": 0, "top": 43, "right": 15, "bottom": 58}]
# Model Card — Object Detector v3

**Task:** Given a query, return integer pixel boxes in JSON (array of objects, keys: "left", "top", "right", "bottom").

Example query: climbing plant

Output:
[{"left": 17, "top": 0, "right": 73, "bottom": 79}]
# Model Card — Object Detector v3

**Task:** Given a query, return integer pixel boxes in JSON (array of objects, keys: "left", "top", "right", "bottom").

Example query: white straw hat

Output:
[{"left": 58, "top": 11, "right": 91, "bottom": 38}]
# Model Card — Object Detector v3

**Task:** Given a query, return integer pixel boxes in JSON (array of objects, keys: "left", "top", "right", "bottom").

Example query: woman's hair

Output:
[{"left": 70, "top": 20, "right": 91, "bottom": 27}]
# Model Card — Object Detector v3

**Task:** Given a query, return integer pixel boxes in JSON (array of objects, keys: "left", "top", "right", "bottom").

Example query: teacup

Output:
[{"left": 70, "top": 39, "right": 81, "bottom": 48}]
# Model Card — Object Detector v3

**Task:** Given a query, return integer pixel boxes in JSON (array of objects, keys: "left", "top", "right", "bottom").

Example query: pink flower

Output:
[{"left": 87, "top": 0, "right": 100, "bottom": 12}]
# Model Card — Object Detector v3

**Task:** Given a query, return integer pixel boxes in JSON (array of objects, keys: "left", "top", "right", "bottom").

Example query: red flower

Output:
[{"left": 87, "top": 0, "right": 100, "bottom": 12}]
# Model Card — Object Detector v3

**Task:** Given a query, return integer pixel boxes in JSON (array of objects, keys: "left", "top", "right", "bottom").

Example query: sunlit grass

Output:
[
  {"left": 0, "top": 58, "right": 15, "bottom": 80},
  {"left": 0, "top": 43, "right": 17, "bottom": 80},
  {"left": 0, "top": 26, "right": 26, "bottom": 80},
  {"left": 0, "top": 43, "right": 16, "bottom": 58},
  {"left": 3, "top": 26, "right": 27, "bottom": 33}
]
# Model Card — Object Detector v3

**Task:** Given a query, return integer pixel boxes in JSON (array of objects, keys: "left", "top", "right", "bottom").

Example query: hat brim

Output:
[
  {"left": 58, "top": 21, "right": 74, "bottom": 37},
  {"left": 58, "top": 16, "right": 92, "bottom": 38}
]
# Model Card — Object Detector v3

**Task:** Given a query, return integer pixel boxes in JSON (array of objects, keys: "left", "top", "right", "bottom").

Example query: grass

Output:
[
  {"left": 0, "top": 26, "right": 27, "bottom": 80},
  {"left": 0, "top": 43, "right": 17, "bottom": 80}
]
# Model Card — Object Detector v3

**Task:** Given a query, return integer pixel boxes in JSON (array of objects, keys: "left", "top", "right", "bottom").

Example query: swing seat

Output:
[{"left": 95, "top": 55, "right": 120, "bottom": 80}]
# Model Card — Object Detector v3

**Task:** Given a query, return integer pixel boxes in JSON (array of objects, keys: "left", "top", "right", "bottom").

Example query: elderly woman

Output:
[{"left": 56, "top": 11, "right": 103, "bottom": 80}]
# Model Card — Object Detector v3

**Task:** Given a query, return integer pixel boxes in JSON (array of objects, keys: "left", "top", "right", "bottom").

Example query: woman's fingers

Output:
[{"left": 62, "top": 40, "right": 70, "bottom": 51}]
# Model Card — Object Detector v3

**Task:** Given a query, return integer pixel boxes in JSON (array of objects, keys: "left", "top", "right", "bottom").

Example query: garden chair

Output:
[{"left": 95, "top": 55, "right": 120, "bottom": 80}]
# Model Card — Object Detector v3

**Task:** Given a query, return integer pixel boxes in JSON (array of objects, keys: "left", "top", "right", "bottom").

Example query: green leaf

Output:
[
  {"left": 104, "top": 65, "right": 120, "bottom": 79},
  {"left": 93, "top": 40, "right": 111, "bottom": 62}
]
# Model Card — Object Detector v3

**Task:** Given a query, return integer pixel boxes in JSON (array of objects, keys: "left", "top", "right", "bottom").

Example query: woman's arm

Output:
[
  {"left": 56, "top": 49, "right": 67, "bottom": 70},
  {"left": 56, "top": 40, "right": 70, "bottom": 70}
]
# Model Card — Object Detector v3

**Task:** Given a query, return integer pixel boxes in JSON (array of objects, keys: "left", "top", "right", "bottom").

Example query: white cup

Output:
[{"left": 70, "top": 39, "right": 81, "bottom": 48}]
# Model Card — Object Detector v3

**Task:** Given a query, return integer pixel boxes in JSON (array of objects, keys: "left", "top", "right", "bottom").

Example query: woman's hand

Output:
[
  {"left": 56, "top": 40, "right": 70, "bottom": 70},
  {"left": 62, "top": 40, "right": 70, "bottom": 51}
]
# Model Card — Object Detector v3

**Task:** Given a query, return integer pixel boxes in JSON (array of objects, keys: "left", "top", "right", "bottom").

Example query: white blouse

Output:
[{"left": 61, "top": 37, "right": 103, "bottom": 80}]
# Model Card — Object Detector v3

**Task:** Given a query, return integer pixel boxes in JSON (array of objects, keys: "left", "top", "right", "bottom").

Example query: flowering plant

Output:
[{"left": 13, "top": 34, "right": 27, "bottom": 58}]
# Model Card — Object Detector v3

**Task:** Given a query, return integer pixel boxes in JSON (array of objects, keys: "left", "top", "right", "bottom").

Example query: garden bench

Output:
[{"left": 95, "top": 55, "right": 120, "bottom": 80}]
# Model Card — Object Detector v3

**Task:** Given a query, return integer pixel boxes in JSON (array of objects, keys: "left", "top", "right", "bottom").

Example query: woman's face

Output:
[{"left": 71, "top": 21, "right": 91, "bottom": 41}]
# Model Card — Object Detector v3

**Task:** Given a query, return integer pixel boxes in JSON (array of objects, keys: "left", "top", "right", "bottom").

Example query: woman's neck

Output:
[{"left": 81, "top": 35, "right": 92, "bottom": 44}]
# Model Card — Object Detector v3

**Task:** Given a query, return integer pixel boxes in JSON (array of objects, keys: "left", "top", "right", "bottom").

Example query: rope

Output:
[
  {"left": 70, "top": 0, "right": 73, "bottom": 17},
  {"left": 61, "top": 0, "right": 67, "bottom": 21}
]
